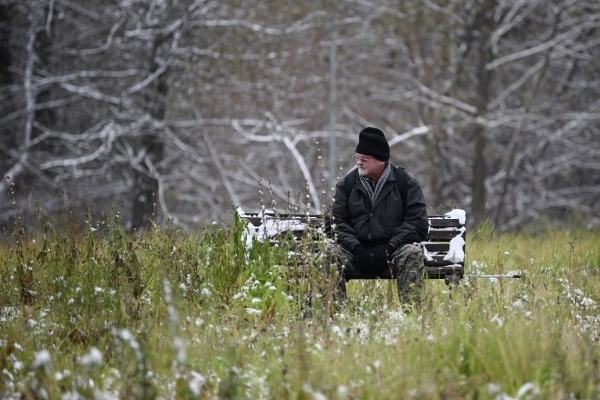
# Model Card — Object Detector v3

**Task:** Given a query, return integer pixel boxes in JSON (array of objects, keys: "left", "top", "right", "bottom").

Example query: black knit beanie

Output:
[{"left": 355, "top": 127, "right": 390, "bottom": 161}]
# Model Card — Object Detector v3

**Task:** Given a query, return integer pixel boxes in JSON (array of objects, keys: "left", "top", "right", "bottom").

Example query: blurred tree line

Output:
[{"left": 1, "top": 0, "right": 599, "bottom": 232}]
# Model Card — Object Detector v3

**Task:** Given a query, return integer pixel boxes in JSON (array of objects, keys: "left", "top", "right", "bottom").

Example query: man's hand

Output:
[
  {"left": 352, "top": 245, "right": 372, "bottom": 272},
  {"left": 368, "top": 243, "right": 396, "bottom": 274}
]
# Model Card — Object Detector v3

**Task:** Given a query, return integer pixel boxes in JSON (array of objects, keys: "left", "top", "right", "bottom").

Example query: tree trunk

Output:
[
  {"left": 130, "top": 41, "right": 167, "bottom": 231},
  {"left": 470, "top": 0, "right": 495, "bottom": 227},
  {"left": 0, "top": 4, "right": 16, "bottom": 190}
]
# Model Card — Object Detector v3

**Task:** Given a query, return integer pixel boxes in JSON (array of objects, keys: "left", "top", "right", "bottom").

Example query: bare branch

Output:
[
  {"left": 486, "top": 14, "right": 599, "bottom": 70},
  {"left": 40, "top": 123, "right": 116, "bottom": 169}
]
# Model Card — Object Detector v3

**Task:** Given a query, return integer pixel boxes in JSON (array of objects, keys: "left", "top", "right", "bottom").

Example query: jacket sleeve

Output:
[
  {"left": 331, "top": 174, "right": 362, "bottom": 251},
  {"left": 389, "top": 173, "right": 429, "bottom": 247}
]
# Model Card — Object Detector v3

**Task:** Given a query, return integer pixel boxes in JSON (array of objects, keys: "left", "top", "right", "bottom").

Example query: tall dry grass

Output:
[{"left": 1, "top": 206, "right": 599, "bottom": 399}]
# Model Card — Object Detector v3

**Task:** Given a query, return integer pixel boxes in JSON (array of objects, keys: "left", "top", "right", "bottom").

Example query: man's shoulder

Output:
[
  {"left": 390, "top": 164, "right": 406, "bottom": 174},
  {"left": 387, "top": 164, "right": 406, "bottom": 181},
  {"left": 336, "top": 168, "right": 358, "bottom": 195},
  {"left": 339, "top": 168, "right": 358, "bottom": 185},
  {"left": 392, "top": 165, "right": 420, "bottom": 185},
  {"left": 338, "top": 168, "right": 357, "bottom": 180}
]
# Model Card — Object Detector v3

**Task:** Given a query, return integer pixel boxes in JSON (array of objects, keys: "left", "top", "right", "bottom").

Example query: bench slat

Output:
[
  {"left": 422, "top": 243, "right": 450, "bottom": 252},
  {"left": 429, "top": 218, "right": 462, "bottom": 227},
  {"left": 426, "top": 230, "right": 464, "bottom": 241},
  {"left": 426, "top": 258, "right": 458, "bottom": 267}
]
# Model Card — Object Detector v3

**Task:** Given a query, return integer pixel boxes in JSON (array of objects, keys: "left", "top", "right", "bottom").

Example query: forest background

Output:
[{"left": 1, "top": 0, "right": 599, "bottom": 233}]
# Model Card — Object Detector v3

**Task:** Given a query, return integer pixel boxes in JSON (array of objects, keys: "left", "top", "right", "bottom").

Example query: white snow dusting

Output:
[
  {"left": 31, "top": 349, "right": 52, "bottom": 369},
  {"left": 443, "top": 229, "right": 465, "bottom": 263},
  {"left": 445, "top": 208, "right": 466, "bottom": 225},
  {"left": 78, "top": 347, "right": 103, "bottom": 367}
]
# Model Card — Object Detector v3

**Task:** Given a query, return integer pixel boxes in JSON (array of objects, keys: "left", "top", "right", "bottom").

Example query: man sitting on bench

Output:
[{"left": 325, "top": 127, "right": 429, "bottom": 306}]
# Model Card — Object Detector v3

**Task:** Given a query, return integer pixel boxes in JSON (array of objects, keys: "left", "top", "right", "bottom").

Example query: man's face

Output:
[{"left": 354, "top": 153, "right": 386, "bottom": 181}]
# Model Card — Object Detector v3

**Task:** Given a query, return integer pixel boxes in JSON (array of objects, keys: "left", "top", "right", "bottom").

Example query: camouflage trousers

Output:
[{"left": 320, "top": 243, "right": 426, "bottom": 306}]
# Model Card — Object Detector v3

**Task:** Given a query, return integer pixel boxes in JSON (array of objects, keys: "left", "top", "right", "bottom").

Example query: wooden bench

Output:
[{"left": 240, "top": 209, "right": 466, "bottom": 285}]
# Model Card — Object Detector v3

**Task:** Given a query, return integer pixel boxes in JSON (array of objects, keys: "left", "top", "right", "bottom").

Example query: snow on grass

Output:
[{"left": 78, "top": 347, "right": 103, "bottom": 367}]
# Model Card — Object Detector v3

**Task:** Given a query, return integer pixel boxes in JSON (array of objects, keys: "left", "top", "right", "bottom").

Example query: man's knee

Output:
[
  {"left": 391, "top": 244, "right": 425, "bottom": 271},
  {"left": 401, "top": 243, "right": 424, "bottom": 258}
]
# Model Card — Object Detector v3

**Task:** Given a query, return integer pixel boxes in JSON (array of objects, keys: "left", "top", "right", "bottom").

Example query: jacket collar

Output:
[{"left": 353, "top": 165, "right": 397, "bottom": 209}]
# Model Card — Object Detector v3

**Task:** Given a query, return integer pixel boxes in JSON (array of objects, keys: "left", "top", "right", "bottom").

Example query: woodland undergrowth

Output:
[{"left": 1, "top": 199, "right": 599, "bottom": 399}]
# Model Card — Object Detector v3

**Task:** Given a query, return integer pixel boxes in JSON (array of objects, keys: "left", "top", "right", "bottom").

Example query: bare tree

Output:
[
  {"left": 366, "top": 0, "right": 600, "bottom": 229},
  {"left": 1, "top": 0, "right": 599, "bottom": 232}
]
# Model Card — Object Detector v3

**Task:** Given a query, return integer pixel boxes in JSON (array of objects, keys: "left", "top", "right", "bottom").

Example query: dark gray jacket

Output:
[{"left": 331, "top": 166, "right": 429, "bottom": 251}]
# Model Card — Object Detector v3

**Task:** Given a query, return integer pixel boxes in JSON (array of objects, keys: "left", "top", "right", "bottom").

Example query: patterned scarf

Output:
[{"left": 360, "top": 161, "right": 392, "bottom": 208}]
